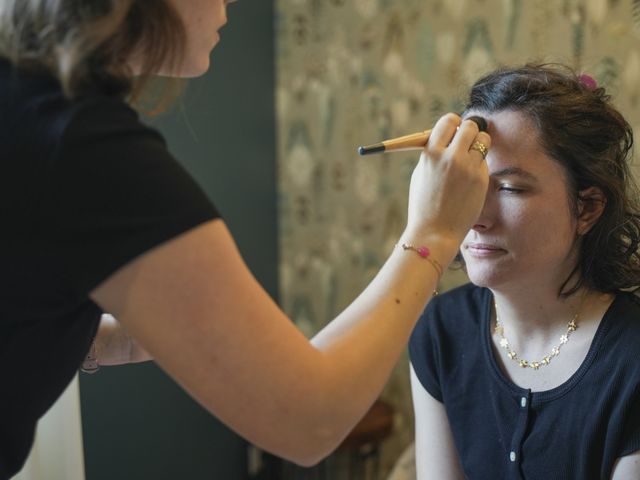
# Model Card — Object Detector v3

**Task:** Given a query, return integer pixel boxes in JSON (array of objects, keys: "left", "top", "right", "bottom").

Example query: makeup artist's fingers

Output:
[
  {"left": 448, "top": 117, "right": 483, "bottom": 152},
  {"left": 405, "top": 113, "right": 490, "bottom": 244},
  {"left": 449, "top": 119, "right": 492, "bottom": 162},
  {"left": 425, "top": 113, "right": 461, "bottom": 155}
]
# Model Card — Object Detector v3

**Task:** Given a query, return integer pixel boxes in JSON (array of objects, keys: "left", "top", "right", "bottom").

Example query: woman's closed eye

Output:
[{"left": 498, "top": 184, "right": 525, "bottom": 194}]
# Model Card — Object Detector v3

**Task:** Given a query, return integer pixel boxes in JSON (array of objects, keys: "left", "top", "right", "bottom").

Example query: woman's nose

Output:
[{"left": 471, "top": 193, "right": 495, "bottom": 232}]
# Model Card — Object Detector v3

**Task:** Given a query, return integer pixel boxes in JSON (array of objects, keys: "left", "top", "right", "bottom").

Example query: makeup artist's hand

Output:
[{"left": 405, "top": 113, "right": 491, "bottom": 257}]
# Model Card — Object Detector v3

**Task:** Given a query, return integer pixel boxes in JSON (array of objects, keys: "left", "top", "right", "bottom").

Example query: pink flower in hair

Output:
[{"left": 579, "top": 74, "right": 598, "bottom": 91}]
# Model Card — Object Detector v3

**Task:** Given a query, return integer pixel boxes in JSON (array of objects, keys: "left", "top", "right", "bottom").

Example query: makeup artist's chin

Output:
[
  {"left": 179, "top": 39, "right": 220, "bottom": 77},
  {"left": 178, "top": 58, "right": 212, "bottom": 78},
  {"left": 127, "top": 57, "right": 210, "bottom": 79}
]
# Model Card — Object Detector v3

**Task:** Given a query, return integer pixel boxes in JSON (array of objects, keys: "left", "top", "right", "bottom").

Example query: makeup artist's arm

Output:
[
  {"left": 94, "top": 314, "right": 152, "bottom": 366},
  {"left": 410, "top": 364, "right": 465, "bottom": 479},
  {"left": 89, "top": 114, "right": 490, "bottom": 466}
]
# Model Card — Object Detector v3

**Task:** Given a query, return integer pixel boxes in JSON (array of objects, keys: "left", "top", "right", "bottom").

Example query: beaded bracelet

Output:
[{"left": 397, "top": 243, "right": 444, "bottom": 278}]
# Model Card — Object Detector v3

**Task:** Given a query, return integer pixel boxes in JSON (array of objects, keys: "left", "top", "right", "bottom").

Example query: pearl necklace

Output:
[{"left": 494, "top": 303, "right": 580, "bottom": 370}]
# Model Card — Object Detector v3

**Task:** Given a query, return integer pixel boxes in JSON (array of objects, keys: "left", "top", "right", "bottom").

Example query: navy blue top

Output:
[
  {"left": 0, "top": 60, "right": 219, "bottom": 478},
  {"left": 409, "top": 283, "right": 640, "bottom": 479}
]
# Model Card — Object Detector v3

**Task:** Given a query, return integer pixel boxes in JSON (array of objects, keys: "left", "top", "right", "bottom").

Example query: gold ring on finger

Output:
[{"left": 469, "top": 140, "right": 488, "bottom": 159}]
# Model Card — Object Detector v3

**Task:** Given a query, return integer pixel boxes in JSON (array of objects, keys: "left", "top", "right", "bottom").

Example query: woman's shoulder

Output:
[
  {"left": 415, "top": 282, "right": 490, "bottom": 340},
  {"left": 62, "top": 93, "right": 157, "bottom": 148},
  {"left": 619, "top": 289, "right": 640, "bottom": 308},
  {"left": 429, "top": 282, "right": 489, "bottom": 319},
  {"left": 607, "top": 290, "right": 640, "bottom": 339},
  {"left": 409, "top": 283, "right": 491, "bottom": 397},
  {"left": 0, "top": 59, "right": 144, "bottom": 155}
]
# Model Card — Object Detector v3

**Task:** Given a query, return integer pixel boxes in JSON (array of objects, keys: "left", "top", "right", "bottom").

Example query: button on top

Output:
[
  {"left": 520, "top": 397, "right": 527, "bottom": 408},
  {"left": 510, "top": 451, "right": 517, "bottom": 462}
]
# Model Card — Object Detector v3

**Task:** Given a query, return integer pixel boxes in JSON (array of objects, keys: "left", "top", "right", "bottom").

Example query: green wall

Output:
[{"left": 80, "top": 1, "right": 277, "bottom": 478}]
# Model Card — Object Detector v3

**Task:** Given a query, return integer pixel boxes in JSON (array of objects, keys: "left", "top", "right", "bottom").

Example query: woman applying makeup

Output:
[{"left": 0, "top": 1, "right": 492, "bottom": 477}]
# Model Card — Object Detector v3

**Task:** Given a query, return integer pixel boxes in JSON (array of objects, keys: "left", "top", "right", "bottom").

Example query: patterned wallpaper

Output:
[{"left": 275, "top": 0, "right": 640, "bottom": 476}]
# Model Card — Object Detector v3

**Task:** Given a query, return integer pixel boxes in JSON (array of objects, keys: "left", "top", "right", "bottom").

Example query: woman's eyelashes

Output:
[{"left": 497, "top": 184, "right": 525, "bottom": 194}]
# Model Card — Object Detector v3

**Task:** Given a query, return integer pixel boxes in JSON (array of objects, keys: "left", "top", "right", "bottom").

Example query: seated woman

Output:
[{"left": 409, "top": 64, "right": 640, "bottom": 479}]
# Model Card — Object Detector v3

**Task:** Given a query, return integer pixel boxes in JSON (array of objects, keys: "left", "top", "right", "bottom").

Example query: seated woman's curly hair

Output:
[
  {"left": 0, "top": 0, "right": 185, "bottom": 105},
  {"left": 462, "top": 63, "right": 640, "bottom": 297}
]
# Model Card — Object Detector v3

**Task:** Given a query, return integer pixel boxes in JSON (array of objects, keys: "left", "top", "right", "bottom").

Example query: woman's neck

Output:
[
  {"left": 489, "top": 285, "right": 615, "bottom": 390},
  {"left": 491, "top": 285, "right": 587, "bottom": 339}
]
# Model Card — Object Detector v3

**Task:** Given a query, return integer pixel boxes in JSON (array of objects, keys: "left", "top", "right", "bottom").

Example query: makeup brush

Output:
[{"left": 358, "top": 116, "right": 487, "bottom": 156}]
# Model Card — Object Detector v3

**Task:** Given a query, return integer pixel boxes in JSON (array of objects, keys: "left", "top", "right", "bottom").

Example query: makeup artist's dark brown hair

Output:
[
  {"left": 0, "top": 0, "right": 186, "bottom": 109},
  {"left": 463, "top": 63, "right": 640, "bottom": 296}
]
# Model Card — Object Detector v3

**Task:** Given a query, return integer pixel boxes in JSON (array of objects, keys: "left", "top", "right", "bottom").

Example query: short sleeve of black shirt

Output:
[
  {"left": 409, "top": 284, "right": 489, "bottom": 405},
  {"left": 0, "top": 61, "right": 219, "bottom": 478},
  {"left": 408, "top": 296, "right": 445, "bottom": 402},
  {"left": 43, "top": 95, "right": 220, "bottom": 293}
]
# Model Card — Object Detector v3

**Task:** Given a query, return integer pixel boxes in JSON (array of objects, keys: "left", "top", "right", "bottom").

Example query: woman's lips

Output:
[{"left": 465, "top": 243, "right": 507, "bottom": 257}]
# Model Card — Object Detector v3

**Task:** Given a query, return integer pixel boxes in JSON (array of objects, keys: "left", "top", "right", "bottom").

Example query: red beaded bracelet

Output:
[{"left": 398, "top": 243, "right": 444, "bottom": 278}]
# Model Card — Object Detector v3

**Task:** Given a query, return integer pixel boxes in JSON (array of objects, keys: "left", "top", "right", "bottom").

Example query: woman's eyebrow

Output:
[{"left": 490, "top": 166, "right": 538, "bottom": 182}]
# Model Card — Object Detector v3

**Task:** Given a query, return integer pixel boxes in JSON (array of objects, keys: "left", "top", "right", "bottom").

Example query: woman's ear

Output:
[{"left": 577, "top": 186, "right": 606, "bottom": 235}]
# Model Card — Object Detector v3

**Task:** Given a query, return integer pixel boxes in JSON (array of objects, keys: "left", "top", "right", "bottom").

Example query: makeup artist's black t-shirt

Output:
[
  {"left": 409, "top": 283, "right": 640, "bottom": 480},
  {"left": 0, "top": 60, "right": 219, "bottom": 478}
]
